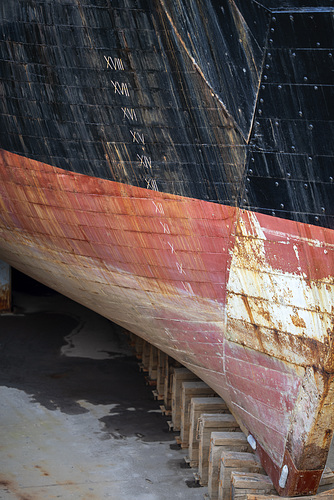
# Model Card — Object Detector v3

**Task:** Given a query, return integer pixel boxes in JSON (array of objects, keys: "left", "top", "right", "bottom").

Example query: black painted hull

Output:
[{"left": 0, "top": 0, "right": 333, "bottom": 229}]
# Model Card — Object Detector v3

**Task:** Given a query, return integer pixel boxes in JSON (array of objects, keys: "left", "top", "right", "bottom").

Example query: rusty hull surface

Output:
[
  {"left": 0, "top": 0, "right": 333, "bottom": 497},
  {"left": 0, "top": 150, "right": 333, "bottom": 496}
]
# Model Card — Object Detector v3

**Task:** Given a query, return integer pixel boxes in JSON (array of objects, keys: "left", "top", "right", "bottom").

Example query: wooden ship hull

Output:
[{"left": 0, "top": 0, "right": 333, "bottom": 496}]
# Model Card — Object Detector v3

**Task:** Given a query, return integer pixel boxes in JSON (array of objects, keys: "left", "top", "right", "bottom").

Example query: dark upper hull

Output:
[{"left": 0, "top": 0, "right": 333, "bottom": 228}]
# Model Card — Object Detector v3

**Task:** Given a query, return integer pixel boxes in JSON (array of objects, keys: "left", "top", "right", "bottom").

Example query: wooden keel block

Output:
[
  {"left": 218, "top": 452, "right": 264, "bottom": 500},
  {"left": 134, "top": 336, "right": 144, "bottom": 359},
  {"left": 231, "top": 472, "right": 276, "bottom": 500},
  {"left": 318, "top": 467, "right": 334, "bottom": 492},
  {"left": 171, "top": 367, "right": 199, "bottom": 431},
  {"left": 180, "top": 382, "right": 217, "bottom": 448},
  {"left": 148, "top": 345, "right": 158, "bottom": 381},
  {"left": 198, "top": 414, "right": 240, "bottom": 486},
  {"left": 208, "top": 432, "right": 251, "bottom": 500},
  {"left": 163, "top": 356, "right": 181, "bottom": 410},
  {"left": 141, "top": 341, "right": 150, "bottom": 370},
  {"left": 188, "top": 397, "right": 229, "bottom": 467},
  {"left": 246, "top": 487, "right": 334, "bottom": 499},
  {"left": 156, "top": 351, "right": 167, "bottom": 398},
  {"left": 1, "top": 262, "right": 12, "bottom": 312}
]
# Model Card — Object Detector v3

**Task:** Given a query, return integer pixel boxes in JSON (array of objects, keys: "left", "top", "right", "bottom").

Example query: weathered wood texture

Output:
[
  {"left": 198, "top": 414, "right": 240, "bottom": 486},
  {"left": 163, "top": 357, "right": 181, "bottom": 410},
  {"left": 141, "top": 341, "right": 150, "bottom": 372},
  {"left": 171, "top": 367, "right": 199, "bottom": 431},
  {"left": 218, "top": 451, "right": 264, "bottom": 500},
  {"left": 156, "top": 350, "right": 168, "bottom": 398},
  {"left": 180, "top": 381, "right": 217, "bottom": 447},
  {"left": 231, "top": 472, "right": 276, "bottom": 499},
  {"left": 246, "top": 488, "right": 334, "bottom": 499},
  {"left": 134, "top": 336, "right": 144, "bottom": 360},
  {"left": 148, "top": 344, "right": 158, "bottom": 381},
  {"left": 208, "top": 432, "right": 251, "bottom": 500},
  {"left": 188, "top": 397, "right": 229, "bottom": 467}
]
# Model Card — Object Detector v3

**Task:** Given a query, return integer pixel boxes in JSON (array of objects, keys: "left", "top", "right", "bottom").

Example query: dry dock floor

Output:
[
  {"left": 1, "top": 274, "right": 334, "bottom": 499},
  {"left": 0, "top": 274, "right": 207, "bottom": 500}
]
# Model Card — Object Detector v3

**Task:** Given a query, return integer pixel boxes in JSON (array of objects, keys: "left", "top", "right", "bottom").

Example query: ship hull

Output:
[
  {"left": 0, "top": 0, "right": 333, "bottom": 495},
  {"left": 1, "top": 148, "right": 333, "bottom": 496}
]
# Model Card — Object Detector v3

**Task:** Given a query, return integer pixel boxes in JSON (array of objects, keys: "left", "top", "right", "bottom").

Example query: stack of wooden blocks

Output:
[{"left": 130, "top": 335, "right": 334, "bottom": 500}]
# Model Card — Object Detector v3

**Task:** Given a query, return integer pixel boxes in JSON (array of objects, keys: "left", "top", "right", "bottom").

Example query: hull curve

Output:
[{"left": 0, "top": 149, "right": 333, "bottom": 496}]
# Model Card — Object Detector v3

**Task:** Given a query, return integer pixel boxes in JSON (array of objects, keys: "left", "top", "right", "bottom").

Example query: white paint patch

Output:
[
  {"left": 77, "top": 399, "right": 120, "bottom": 419},
  {"left": 227, "top": 212, "right": 334, "bottom": 344}
]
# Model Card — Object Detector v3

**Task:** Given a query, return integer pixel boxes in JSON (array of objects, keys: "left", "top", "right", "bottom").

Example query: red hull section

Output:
[{"left": 0, "top": 149, "right": 333, "bottom": 496}]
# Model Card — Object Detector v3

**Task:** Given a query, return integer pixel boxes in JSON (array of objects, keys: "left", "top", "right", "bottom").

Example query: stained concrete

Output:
[
  {"left": 0, "top": 273, "right": 207, "bottom": 499},
  {"left": 1, "top": 273, "right": 334, "bottom": 499}
]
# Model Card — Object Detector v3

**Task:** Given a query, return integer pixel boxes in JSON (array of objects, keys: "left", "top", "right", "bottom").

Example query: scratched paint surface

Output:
[
  {"left": 0, "top": 0, "right": 333, "bottom": 496},
  {"left": 0, "top": 150, "right": 334, "bottom": 495}
]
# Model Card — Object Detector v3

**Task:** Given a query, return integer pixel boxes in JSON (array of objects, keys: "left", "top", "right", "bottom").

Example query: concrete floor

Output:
[
  {"left": 1, "top": 274, "right": 334, "bottom": 500},
  {"left": 0, "top": 274, "right": 208, "bottom": 500}
]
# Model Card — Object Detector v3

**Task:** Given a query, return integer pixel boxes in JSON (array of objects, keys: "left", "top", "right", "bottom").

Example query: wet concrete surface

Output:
[{"left": 0, "top": 272, "right": 207, "bottom": 499}]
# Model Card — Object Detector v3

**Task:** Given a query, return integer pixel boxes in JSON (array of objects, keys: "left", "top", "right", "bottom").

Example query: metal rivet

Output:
[
  {"left": 258, "top": 109, "right": 262, "bottom": 115},
  {"left": 329, "top": 53, "right": 333, "bottom": 57},
  {"left": 271, "top": 28, "right": 275, "bottom": 32},
  {"left": 265, "top": 64, "right": 270, "bottom": 69},
  {"left": 263, "top": 75, "right": 268, "bottom": 80},
  {"left": 251, "top": 157, "right": 255, "bottom": 162},
  {"left": 275, "top": 121, "right": 279, "bottom": 126},
  {"left": 330, "top": 177, "right": 333, "bottom": 183},
  {"left": 255, "top": 121, "right": 260, "bottom": 126},
  {"left": 272, "top": 17, "right": 276, "bottom": 22},
  {"left": 315, "top": 216, "right": 319, "bottom": 222},
  {"left": 269, "top": 38, "right": 273, "bottom": 43},
  {"left": 247, "top": 178, "right": 250, "bottom": 182},
  {"left": 290, "top": 15, "right": 294, "bottom": 21},
  {"left": 304, "top": 183, "right": 308, "bottom": 189},
  {"left": 249, "top": 169, "right": 253, "bottom": 174},
  {"left": 299, "top": 111, "right": 303, "bottom": 117},
  {"left": 291, "top": 145, "right": 295, "bottom": 150},
  {"left": 272, "top": 211, "right": 276, "bottom": 216},
  {"left": 321, "top": 207, "right": 325, "bottom": 213},
  {"left": 267, "top": 52, "right": 272, "bottom": 57},
  {"left": 260, "top": 98, "right": 264, "bottom": 103},
  {"left": 292, "top": 52, "right": 296, "bottom": 57},
  {"left": 316, "top": 42, "right": 321, "bottom": 47},
  {"left": 275, "top": 181, "right": 279, "bottom": 187},
  {"left": 308, "top": 124, "right": 313, "bottom": 130},
  {"left": 261, "top": 84, "right": 266, "bottom": 89},
  {"left": 314, "top": 86, "right": 318, "bottom": 90},
  {"left": 280, "top": 203, "right": 284, "bottom": 209},
  {"left": 278, "top": 85, "right": 282, "bottom": 89},
  {"left": 287, "top": 173, "right": 291, "bottom": 178},
  {"left": 303, "top": 76, "right": 308, "bottom": 82}
]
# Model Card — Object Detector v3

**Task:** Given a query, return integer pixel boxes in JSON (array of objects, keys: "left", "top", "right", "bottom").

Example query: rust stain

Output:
[
  {"left": 0, "top": 477, "right": 34, "bottom": 500},
  {"left": 34, "top": 465, "right": 49, "bottom": 476},
  {"left": 291, "top": 312, "right": 307, "bottom": 329},
  {"left": 241, "top": 294, "right": 265, "bottom": 351}
]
